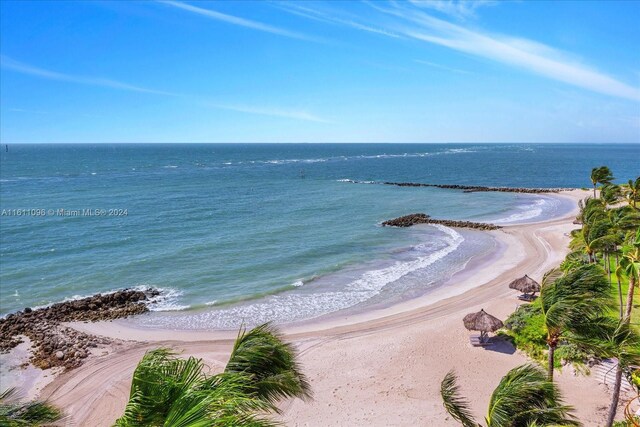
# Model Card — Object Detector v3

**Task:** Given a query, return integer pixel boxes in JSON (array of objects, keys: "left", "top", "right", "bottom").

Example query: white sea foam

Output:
[
  {"left": 16, "top": 285, "right": 189, "bottom": 315},
  {"left": 493, "top": 198, "right": 548, "bottom": 224},
  {"left": 146, "top": 287, "right": 190, "bottom": 311},
  {"left": 291, "top": 280, "right": 304, "bottom": 287},
  {"left": 230, "top": 148, "right": 477, "bottom": 168},
  {"left": 137, "top": 225, "right": 464, "bottom": 329}
]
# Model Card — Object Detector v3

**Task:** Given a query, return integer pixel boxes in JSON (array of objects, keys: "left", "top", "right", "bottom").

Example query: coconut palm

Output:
[
  {"left": 591, "top": 166, "right": 615, "bottom": 199},
  {"left": 571, "top": 317, "right": 640, "bottom": 427},
  {"left": 225, "top": 323, "right": 311, "bottom": 403},
  {"left": 440, "top": 364, "right": 580, "bottom": 427},
  {"left": 0, "top": 388, "right": 62, "bottom": 426},
  {"left": 624, "top": 177, "right": 640, "bottom": 209},
  {"left": 620, "top": 230, "right": 640, "bottom": 322},
  {"left": 539, "top": 265, "right": 611, "bottom": 381},
  {"left": 115, "top": 323, "right": 311, "bottom": 426},
  {"left": 600, "top": 183, "right": 622, "bottom": 205}
]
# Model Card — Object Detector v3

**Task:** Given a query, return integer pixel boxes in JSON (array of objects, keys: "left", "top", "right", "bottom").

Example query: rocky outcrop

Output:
[
  {"left": 382, "top": 213, "right": 501, "bottom": 230},
  {"left": 0, "top": 288, "right": 159, "bottom": 370},
  {"left": 381, "top": 182, "right": 571, "bottom": 193},
  {"left": 339, "top": 179, "right": 572, "bottom": 193}
]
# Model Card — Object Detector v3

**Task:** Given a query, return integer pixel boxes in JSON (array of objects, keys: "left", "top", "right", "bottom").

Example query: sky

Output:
[{"left": 1, "top": 0, "right": 639, "bottom": 143}]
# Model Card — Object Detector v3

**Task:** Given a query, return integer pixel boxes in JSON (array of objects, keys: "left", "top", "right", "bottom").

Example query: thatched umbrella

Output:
[
  {"left": 508, "top": 274, "right": 541, "bottom": 298},
  {"left": 463, "top": 309, "right": 504, "bottom": 342}
]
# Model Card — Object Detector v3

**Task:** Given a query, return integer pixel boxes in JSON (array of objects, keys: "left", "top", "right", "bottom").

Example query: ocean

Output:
[{"left": 0, "top": 143, "right": 638, "bottom": 328}]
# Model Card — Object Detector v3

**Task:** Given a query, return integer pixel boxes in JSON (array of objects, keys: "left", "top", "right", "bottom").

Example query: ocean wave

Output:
[
  {"left": 492, "top": 198, "right": 548, "bottom": 224},
  {"left": 336, "top": 178, "right": 377, "bottom": 184},
  {"left": 146, "top": 287, "right": 190, "bottom": 311},
  {"left": 136, "top": 225, "right": 464, "bottom": 328},
  {"left": 222, "top": 148, "right": 476, "bottom": 167}
]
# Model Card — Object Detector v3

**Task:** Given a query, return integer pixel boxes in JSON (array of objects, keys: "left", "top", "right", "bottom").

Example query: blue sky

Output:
[{"left": 1, "top": 0, "right": 639, "bottom": 143}]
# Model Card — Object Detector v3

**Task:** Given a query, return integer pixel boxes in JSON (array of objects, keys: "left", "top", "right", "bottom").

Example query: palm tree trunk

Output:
[
  {"left": 593, "top": 184, "right": 597, "bottom": 199},
  {"left": 605, "top": 363, "right": 623, "bottom": 427},
  {"left": 616, "top": 254, "right": 623, "bottom": 319},
  {"left": 624, "top": 275, "right": 636, "bottom": 322},
  {"left": 547, "top": 344, "right": 555, "bottom": 381}
]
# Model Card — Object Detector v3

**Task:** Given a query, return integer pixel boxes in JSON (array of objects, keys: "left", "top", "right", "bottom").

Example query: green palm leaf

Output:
[
  {"left": 0, "top": 388, "right": 62, "bottom": 426},
  {"left": 486, "top": 364, "right": 580, "bottom": 427},
  {"left": 225, "top": 323, "right": 312, "bottom": 405},
  {"left": 440, "top": 370, "right": 478, "bottom": 427}
]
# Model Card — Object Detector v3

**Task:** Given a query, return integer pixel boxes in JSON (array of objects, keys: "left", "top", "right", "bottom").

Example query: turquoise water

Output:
[{"left": 0, "top": 143, "right": 637, "bottom": 325}]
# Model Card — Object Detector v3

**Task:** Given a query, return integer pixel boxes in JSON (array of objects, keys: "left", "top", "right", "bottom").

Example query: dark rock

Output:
[
  {"left": 382, "top": 213, "right": 501, "bottom": 230},
  {"left": 340, "top": 179, "right": 572, "bottom": 194},
  {"left": 0, "top": 288, "right": 160, "bottom": 370}
]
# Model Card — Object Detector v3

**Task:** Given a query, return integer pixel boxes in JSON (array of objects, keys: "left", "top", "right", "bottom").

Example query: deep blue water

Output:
[{"left": 0, "top": 143, "right": 638, "bottom": 325}]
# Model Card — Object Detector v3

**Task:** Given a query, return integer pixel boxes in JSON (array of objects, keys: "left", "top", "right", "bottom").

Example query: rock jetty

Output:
[
  {"left": 0, "top": 288, "right": 159, "bottom": 370},
  {"left": 382, "top": 182, "right": 571, "bottom": 193},
  {"left": 382, "top": 213, "right": 501, "bottom": 230},
  {"left": 338, "top": 179, "right": 572, "bottom": 193}
]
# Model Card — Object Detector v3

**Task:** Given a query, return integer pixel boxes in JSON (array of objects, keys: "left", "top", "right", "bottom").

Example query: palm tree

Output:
[
  {"left": 225, "top": 323, "right": 311, "bottom": 403},
  {"left": 440, "top": 364, "right": 580, "bottom": 427},
  {"left": 571, "top": 198, "right": 611, "bottom": 264},
  {"left": 591, "top": 166, "right": 615, "bottom": 198},
  {"left": 620, "top": 230, "right": 640, "bottom": 322},
  {"left": 600, "top": 183, "right": 622, "bottom": 205},
  {"left": 115, "top": 323, "right": 311, "bottom": 426},
  {"left": 539, "top": 265, "right": 611, "bottom": 381},
  {"left": 624, "top": 177, "right": 640, "bottom": 209},
  {"left": 571, "top": 318, "right": 640, "bottom": 427},
  {"left": 0, "top": 388, "right": 62, "bottom": 426}
]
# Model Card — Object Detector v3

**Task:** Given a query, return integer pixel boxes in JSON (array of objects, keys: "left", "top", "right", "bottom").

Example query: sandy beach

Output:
[{"left": 19, "top": 189, "right": 623, "bottom": 425}]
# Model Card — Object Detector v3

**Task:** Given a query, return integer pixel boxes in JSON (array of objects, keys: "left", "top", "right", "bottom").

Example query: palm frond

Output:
[
  {"left": 486, "top": 364, "right": 580, "bottom": 427},
  {"left": 225, "top": 323, "right": 312, "bottom": 405},
  {"left": 0, "top": 388, "right": 62, "bottom": 426},
  {"left": 440, "top": 370, "right": 478, "bottom": 427}
]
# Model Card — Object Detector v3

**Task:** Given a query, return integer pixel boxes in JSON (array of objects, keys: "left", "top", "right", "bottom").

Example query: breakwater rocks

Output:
[
  {"left": 339, "top": 179, "right": 572, "bottom": 193},
  {"left": 382, "top": 182, "right": 571, "bottom": 193},
  {"left": 0, "top": 288, "right": 159, "bottom": 370},
  {"left": 382, "top": 213, "right": 501, "bottom": 230}
]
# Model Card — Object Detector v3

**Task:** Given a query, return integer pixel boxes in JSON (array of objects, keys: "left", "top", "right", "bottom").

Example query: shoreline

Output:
[
  {"left": 28, "top": 188, "right": 618, "bottom": 426},
  {"left": 65, "top": 189, "right": 579, "bottom": 341}
]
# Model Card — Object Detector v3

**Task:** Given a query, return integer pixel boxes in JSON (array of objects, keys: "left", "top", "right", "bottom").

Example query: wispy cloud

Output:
[
  {"left": 208, "top": 103, "right": 333, "bottom": 123},
  {"left": 282, "top": 0, "right": 640, "bottom": 101},
  {"left": 274, "top": 2, "right": 401, "bottom": 39},
  {"left": 414, "top": 59, "right": 470, "bottom": 74},
  {"left": 306, "top": 2, "right": 640, "bottom": 102},
  {"left": 408, "top": 0, "right": 497, "bottom": 19},
  {"left": 1, "top": 55, "right": 174, "bottom": 95},
  {"left": 158, "top": 0, "right": 317, "bottom": 41},
  {"left": 2, "top": 55, "right": 330, "bottom": 123}
]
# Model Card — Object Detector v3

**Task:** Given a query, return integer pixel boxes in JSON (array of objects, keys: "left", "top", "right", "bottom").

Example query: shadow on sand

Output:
[{"left": 481, "top": 337, "right": 516, "bottom": 355}]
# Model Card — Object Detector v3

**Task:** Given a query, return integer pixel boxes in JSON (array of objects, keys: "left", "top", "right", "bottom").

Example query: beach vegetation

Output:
[
  {"left": 115, "top": 323, "right": 310, "bottom": 427},
  {"left": 623, "top": 177, "right": 640, "bottom": 209},
  {"left": 569, "top": 317, "right": 640, "bottom": 426},
  {"left": 591, "top": 166, "right": 615, "bottom": 199},
  {"left": 538, "top": 265, "right": 611, "bottom": 381},
  {"left": 0, "top": 388, "right": 62, "bottom": 426},
  {"left": 440, "top": 363, "right": 579, "bottom": 427}
]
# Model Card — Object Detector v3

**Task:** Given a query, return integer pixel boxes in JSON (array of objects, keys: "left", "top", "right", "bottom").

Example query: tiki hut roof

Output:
[
  {"left": 508, "top": 275, "right": 541, "bottom": 293},
  {"left": 463, "top": 309, "right": 504, "bottom": 332}
]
